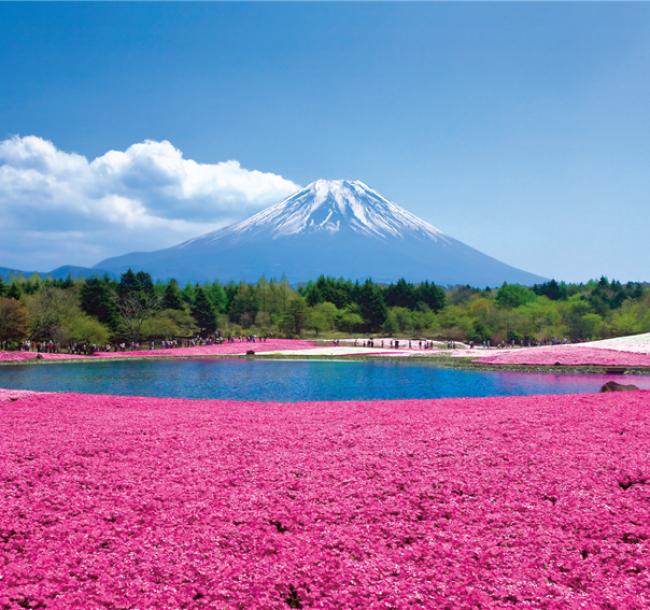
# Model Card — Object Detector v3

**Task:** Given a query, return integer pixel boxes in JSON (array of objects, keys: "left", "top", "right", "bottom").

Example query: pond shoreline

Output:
[
  {"left": 2, "top": 357, "right": 650, "bottom": 403},
  {"left": 2, "top": 349, "right": 650, "bottom": 377}
]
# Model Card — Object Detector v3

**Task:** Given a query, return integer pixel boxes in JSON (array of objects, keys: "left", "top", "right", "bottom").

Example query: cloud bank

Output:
[{"left": 0, "top": 135, "right": 300, "bottom": 270}]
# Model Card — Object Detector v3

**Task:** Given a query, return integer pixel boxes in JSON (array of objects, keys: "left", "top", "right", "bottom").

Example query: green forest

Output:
[{"left": 0, "top": 271, "right": 649, "bottom": 349}]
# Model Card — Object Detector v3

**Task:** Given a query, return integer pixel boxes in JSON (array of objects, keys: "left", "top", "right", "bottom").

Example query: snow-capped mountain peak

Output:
[
  {"left": 97, "top": 177, "right": 546, "bottom": 286},
  {"left": 200, "top": 179, "right": 446, "bottom": 242}
]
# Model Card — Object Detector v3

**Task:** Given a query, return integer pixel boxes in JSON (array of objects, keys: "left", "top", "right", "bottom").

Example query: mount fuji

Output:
[{"left": 96, "top": 179, "right": 545, "bottom": 286}]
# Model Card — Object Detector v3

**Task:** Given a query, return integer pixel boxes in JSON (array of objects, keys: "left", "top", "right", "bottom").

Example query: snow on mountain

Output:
[
  {"left": 97, "top": 179, "right": 546, "bottom": 286},
  {"left": 191, "top": 179, "right": 446, "bottom": 242}
]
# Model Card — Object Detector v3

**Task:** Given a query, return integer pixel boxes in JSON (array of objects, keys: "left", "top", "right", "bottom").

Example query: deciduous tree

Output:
[{"left": 0, "top": 297, "right": 29, "bottom": 344}]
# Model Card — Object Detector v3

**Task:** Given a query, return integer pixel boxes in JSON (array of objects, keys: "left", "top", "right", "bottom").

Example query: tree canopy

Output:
[{"left": 0, "top": 270, "right": 647, "bottom": 346}]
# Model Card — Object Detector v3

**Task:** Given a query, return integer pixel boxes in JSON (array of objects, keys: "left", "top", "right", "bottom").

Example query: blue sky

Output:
[{"left": 1, "top": 2, "right": 649, "bottom": 281}]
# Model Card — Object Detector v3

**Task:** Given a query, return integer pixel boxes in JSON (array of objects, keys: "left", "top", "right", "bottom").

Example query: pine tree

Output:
[
  {"left": 118, "top": 269, "right": 155, "bottom": 300},
  {"left": 117, "top": 269, "right": 138, "bottom": 299},
  {"left": 191, "top": 288, "right": 217, "bottom": 334},
  {"left": 205, "top": 282, "right": 227, "bottom": 313},
  {"left": 80, "top": 277, "right": 119, "bottom": 328},
  {"left": 357, "top": 280, "right": 387, "bottom": 331},
  {"left": 6, "top": 282, "right": 21, "bottom": 300},
  {"left": 161, "top": 279, "right": 184, "bottom": 310},
  {"left": 416, "top": 281, "right": 446, "bottom": 312},
  {"left": 385, "top": 278, "right": 417, "bottom": 309}
]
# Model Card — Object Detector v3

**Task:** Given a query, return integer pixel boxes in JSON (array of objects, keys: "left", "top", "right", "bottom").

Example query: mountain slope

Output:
[{"left": 97, "top": 179, "right": 545, "bottom": 286}]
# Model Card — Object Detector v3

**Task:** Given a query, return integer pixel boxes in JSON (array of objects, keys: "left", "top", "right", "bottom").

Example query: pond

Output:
[{"left": 1, "top": 358, "right": 648, "bottom": 401}]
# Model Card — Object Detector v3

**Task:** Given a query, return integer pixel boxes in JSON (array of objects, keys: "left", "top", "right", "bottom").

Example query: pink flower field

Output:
[
  {"left": 0, "top": 339, "right": 316, "bottom": 364},
  {"left": 0, "top": 352, "right": 80, "bottom": 363},
  {"left": 1, "top": 391, "right": 649, "bottom": 608},
  {"left": 478, "top": 345, "right": 650, "bottom": 368},
  {"left": 93, "top": 339, "right": 316, "bottom": 359}
]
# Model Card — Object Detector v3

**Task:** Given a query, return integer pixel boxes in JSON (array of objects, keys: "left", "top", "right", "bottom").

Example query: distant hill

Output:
[
  {"left": 97, "top": 179, "right": 546, "bottom": 286},
  {"left": 0, "top": 265, "right": 116, "bottom": 281}
]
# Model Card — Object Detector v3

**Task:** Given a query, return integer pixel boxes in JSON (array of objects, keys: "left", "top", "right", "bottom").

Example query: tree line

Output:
[{"left": 0, "top": 271, "right": 648, "bottom": 348}]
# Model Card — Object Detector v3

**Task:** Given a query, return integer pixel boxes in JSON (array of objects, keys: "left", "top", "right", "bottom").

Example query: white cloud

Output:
[{"left": 0, "top": 135, "right": 300, "bottom": 270}]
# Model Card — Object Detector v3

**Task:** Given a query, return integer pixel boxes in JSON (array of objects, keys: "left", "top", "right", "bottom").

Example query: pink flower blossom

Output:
[
  {"left": 478, "top": 345, "right": 650, "bottom": 368},
  {"left": 0, "top": 352, "right": 80, "bottom": 362},
  {"left": 0, "top": 339, "right": 316, "bottom": 363},
  {"left": 1, "top": 391, "right": 649, "bottom": 608},
  {"left": 93, "top": 339, "right": 316, "bottom": 359}
]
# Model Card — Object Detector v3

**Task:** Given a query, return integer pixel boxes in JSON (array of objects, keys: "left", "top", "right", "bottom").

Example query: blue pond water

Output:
[{"left": 1, "top": 358, "right": 648, "bottom": 401}]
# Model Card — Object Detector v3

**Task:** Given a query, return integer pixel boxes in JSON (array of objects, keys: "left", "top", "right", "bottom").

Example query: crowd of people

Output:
[
  {"left": 340, "top": 336, "right": 575, "bottom": 351},
  {"left": 473, "top": 337, "right": 573, "bottom": 349},
  {"left": 8, "top": 334, "right": 272, "bottom": 356},
  {"left": 345, "top": 338, "right": 460, "bottom": 350},
  {"left": 4, "top": 334, "right": 577, "bottom": 357}
]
